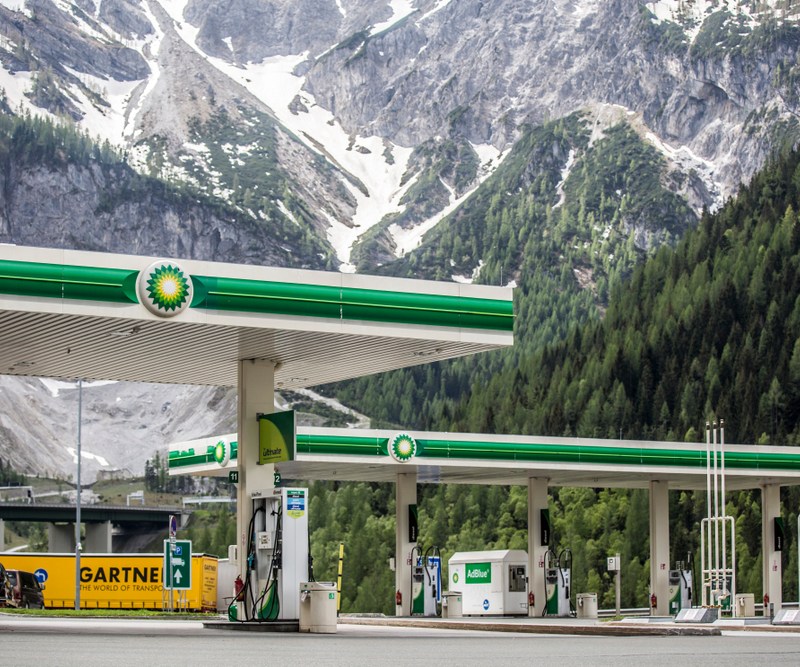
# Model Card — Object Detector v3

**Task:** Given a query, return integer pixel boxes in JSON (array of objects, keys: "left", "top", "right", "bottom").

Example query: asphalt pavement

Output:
[{"left": 2, "top": 613, "right": 800, "bottom": 666}]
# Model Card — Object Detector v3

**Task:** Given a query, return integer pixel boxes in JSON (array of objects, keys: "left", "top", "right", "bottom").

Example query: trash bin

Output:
[
  {"left": 442, "top": 591, "right": 462, "bottom": 619},
  {"left": 735, "top": 593, "right": 755, "bottom": 617},
  {"left": 299, "top": 582, "right": 338, "bottom": 633},
  {"left": 575, "top": 593, "right": 598, "bottom": 619}
]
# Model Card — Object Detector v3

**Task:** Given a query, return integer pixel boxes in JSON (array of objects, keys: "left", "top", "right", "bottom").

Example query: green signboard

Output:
[
  {"left": 465, "top": 562, "right": 492, "bottom": 584},
  {"left": 257, "top": 410, "right": 295, "bottom": 465},
  {"left": 163, "top": 540, "right": 192, "bottom": 590}
]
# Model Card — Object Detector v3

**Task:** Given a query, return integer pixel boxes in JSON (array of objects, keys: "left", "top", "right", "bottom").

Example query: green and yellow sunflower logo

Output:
[
  {"left": 213, "top": 439, "right": 230, "bottom": 466},
  {"left": 138, "top": 260, "right": 192, "bottom": 316},
  {"left": 388, "top": 432, "right": 417, "bottom": 463}
]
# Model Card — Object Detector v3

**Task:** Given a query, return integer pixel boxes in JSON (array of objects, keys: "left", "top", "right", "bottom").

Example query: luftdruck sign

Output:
[{"left": 465, "top": 562, "right": 491, "bottom": 584}]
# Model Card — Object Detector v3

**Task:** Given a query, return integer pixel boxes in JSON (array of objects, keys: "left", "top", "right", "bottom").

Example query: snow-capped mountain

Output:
[
  {"left": 1, "top": 0, "right": 799, "bottom": 480},
  {"left": 0, "top": 0, "right": 797, "bottom": 270}
]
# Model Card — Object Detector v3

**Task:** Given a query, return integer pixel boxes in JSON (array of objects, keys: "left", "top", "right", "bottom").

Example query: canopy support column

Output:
[
  {"left": 395, "top": 471, "right": 417, "bottom": 616},
  {"left": 527, "top": 476, "right": 550, "bottom": 617},
  {"left": 649, "top": 480, "right": 670, "bottom": 616},
  {"left": 761, "top": 483, "right": 782, "bottom": 615},
  {"left": 236, "top": 359, "right": 275, "bottom": 619}
]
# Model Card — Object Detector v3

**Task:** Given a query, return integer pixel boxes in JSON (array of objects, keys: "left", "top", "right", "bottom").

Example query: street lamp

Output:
[{"left": 74, "top": 378, "right": 83, "bottom": 611}]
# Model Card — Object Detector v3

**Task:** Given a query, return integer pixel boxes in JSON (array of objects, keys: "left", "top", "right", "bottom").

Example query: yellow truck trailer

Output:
[{"left": 0, "top": 552, "right": 217, "bottom": 611}]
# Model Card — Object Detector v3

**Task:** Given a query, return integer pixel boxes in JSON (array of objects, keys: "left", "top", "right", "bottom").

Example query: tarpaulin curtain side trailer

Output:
[{"left": 0, "top": 553, "right": 217, "bottom": 611}]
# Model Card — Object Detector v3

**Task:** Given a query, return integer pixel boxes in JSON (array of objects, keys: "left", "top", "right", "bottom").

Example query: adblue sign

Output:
[{"left": 465, "top": 562, "right": 491, "bottom": 584}]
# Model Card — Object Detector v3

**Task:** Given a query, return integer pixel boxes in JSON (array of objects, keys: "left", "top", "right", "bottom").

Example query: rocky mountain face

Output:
[
  {"left": 0, "top": 0, "right": 798, "bottom": 480},
  {"left": 0, "top": 144, "right": 332, "bottom": 266},
  {"left": 0, "top": 377, "right": 237, "bottom": 482},
  {"left": 0, "top": 0, "right": 796, "bottom": 268}
]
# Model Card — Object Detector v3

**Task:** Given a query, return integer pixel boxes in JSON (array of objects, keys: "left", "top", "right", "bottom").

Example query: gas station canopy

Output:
[
  {"left": 169, "top": 428, "right": 800, "bottom": 491},
  {"left": 0, "top": 246, "right": 513, "bottom": 388}
]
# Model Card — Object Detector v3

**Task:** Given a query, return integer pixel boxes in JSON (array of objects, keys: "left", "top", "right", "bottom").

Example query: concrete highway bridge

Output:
[{"left": 0, "top": 502, "right": 184, "bottom": 552}]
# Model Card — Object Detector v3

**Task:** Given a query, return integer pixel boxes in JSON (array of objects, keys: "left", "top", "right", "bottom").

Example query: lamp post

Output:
[{"left": 74, "top": 378, "right": 83, "bottom": 611}]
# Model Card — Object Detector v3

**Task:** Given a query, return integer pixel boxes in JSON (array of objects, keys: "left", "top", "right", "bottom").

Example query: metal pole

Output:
[
  {"left": 74, "top": 379, "right": 83, "bottom": 611},
  {"left": 337, "top": 543, "right": 344, "bottom": 613},
  {"left": 705, "top": 422, "right": 712, "bottom": 605},
  {"left": 713, "top": 421, "right": 720, "bottom": 600},
  {"left": 615, "top": 552, "right": 621, "bottom": 617},
  {"left": 720, "top": 420, "right": 728, "bottom": 602}
]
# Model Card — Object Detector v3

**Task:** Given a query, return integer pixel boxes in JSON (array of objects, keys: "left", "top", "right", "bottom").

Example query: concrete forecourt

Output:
[{"left": 2, "top": 615, "right": 800, "bottom": 667}]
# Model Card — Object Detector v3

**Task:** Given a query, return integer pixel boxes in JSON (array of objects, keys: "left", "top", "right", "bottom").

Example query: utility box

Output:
[
  {"left": 442, "top": 591, "right": 463, "bottom": 618},
  {"left": 299, "top": 582, "right": 337, "bottom": 633},
  {"left": 735, "top": 593, "right": 755, "bottom": 617},
  {"left": 447, "top": 550, "right": 528, "bottom": 616},
  {"left": 575, "top": 593, "right": 598, "bottom": 619}
]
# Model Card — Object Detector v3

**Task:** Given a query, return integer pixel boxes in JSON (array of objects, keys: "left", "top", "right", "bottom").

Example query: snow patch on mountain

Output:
[
  {"left": 291, "top": 388, "right": 370, "bottom": 429},
  {"left": 646, "top": 0, "right": 800, "bottom": 41},
  {"left": 452, "top": 259, "right": 484, "bottom": 284},
  {"left": 554, "top": 148, "right": 576, "bottom": 210},
  {"left": 371, "top": 0, "right": 416, "bottom": 36},
  {"left": 470, "top": 142, "right": 502, "bottom": 177},
  {"left": 65, "top": 68, "right": 146, "bottom": 145},
  {"left": 65, "top": 447, "right": 110, "bottom": 468},
  {"left": 389, "top": 145, "right": 506, "bottom": 257},
  {"left": 121, "top": 0, "right": 166, "bottom": 149},
  {"left": 0, "top": 0, "right": 28, "bottom": 14},
  {"left": 645, "top": 131, "right": 724, "bottom": 210},
  {"left": 153, "top": 0, "right": 416, "bottom": 268},
  {"left": 0, "top": 69, "right": 37, "bottom": 114},
  {"left": 419, "top": 0, "right": 456, "bottom": 23},
  {"left": 213, "top": 52, "right": 413, "bottom": 266}
]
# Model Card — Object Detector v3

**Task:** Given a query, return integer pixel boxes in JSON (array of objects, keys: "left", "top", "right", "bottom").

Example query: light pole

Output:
[{"left": 74, "top": 378, "right": 83, "bottom": 611}]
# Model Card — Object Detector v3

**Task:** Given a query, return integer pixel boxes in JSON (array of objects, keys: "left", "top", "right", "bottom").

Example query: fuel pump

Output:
[
  {"left": 230, "top": 486, "right": 310, "bottom": 623},
  {"left": 543, "top": 548, "right": 573, "bottom": 618},
  {"left": 668, "top": 556, "right": 694, "bottom": 615},
  {"left": 411, "top": 545, "right": 442, "bottom": 617}
]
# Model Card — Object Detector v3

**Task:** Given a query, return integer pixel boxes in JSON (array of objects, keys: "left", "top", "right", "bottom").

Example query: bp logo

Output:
[
  {"left": 138, "top": 260, "right": 193, "bottom": 316},
  {"left": 453, "top": 572, "right": 459, "bottom": 584},
  {"left": 388, "top": 432, "right": 417, "bottom": 463},
  {"left": 213, "top": 439, "right": 230, "bottom": 467}
]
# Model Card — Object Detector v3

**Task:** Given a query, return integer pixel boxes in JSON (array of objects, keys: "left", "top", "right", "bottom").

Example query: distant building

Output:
[{"left": 96, "top": 468, "right": 133, "bottom": 481}]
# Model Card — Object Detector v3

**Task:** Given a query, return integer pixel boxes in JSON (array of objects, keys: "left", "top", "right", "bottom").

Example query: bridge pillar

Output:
[
  {"left": 235, "top": 359, "right": 275, "bottom": 618},
  {"left": 48, "top": 523, "right": 75, "bottom": 552},
  {"left": 395, "top": 471, "right": 417, "bottom": 616},
  {"left": 761, "top": 483, "right": 783, "bottom": 614},
  {"left": 527, "top": 476, "right": 549, "bottom": 617},
  {"left": 0, "top": 518, "right": 4, "bottom": 551},
  {"left": 85, "top": 521, "right": 112, "bottom": 553},
  {"left": 649, "top": 480, "right": 670, "bottom": 616}
]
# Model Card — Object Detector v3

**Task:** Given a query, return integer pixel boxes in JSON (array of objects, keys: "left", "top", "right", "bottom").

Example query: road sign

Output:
[
  {"left": 169, "top": 514, "right": 177, "bottom": 549},
  {"left": 163, "top": 539, "right": 192, "bottom": 590}
]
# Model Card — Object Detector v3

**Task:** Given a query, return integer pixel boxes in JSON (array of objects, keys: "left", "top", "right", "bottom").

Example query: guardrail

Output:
[{"left": 596, "top": 601, "right": 798, "bottom": 618}]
